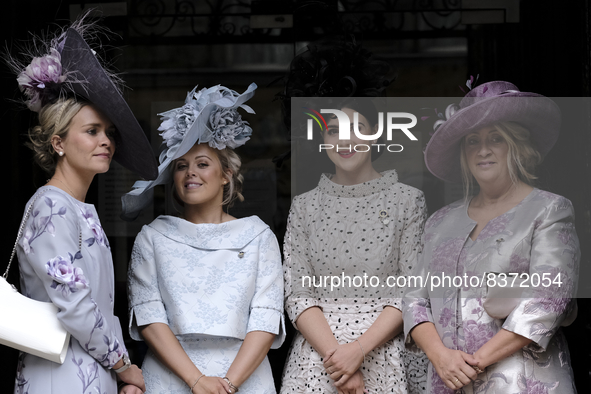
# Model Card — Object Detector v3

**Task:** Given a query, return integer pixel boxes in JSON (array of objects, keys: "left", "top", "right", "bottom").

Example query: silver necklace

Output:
[{"left": 50, "top": 178, "right": 79, "bottom": 201}]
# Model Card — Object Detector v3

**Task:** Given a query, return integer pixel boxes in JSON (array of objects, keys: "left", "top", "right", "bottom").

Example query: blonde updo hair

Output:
[
  {"left": 460, "top": 121, "right": 542, "bottom": 197},
  {"left": 218, "top": 148, "right": 245, "bottom": 209},
  {"left": 26, "top": 97, "right": 89, "bottom": 175}
]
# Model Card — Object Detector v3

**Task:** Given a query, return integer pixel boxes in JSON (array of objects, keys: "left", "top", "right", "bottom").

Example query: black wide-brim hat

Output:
[
  {"left": 424, "top": 81, "right": 561, "bottom": 183},
  {"left": 60, "top": 28, "right": 158, "bottom": 180}
]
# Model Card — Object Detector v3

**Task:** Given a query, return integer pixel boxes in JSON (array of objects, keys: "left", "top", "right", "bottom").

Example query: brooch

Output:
[
  {"left": 495, "top": 238, "right": 504, "bottom": 254},
  {"left": 379, "top": 210, "right": 390, "bottom": 226},
  {"left": 238, "top": 251, "right": 245, "bottom": 258}
]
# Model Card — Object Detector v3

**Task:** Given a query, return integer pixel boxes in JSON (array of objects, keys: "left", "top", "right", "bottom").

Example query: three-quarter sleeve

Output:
[
  {"left": 502, "top": 196, "right": 580, "bottom": 350},
  {"left": 246, "top": 228, "right": 286, "bottom": 348},
  {"left": 127, "top": 226, "right": 169, "bottom": 341},
  {"left": 402, "top": 206, "right": 440, "bottom": 350},
  {"left": 18, "top": 192, "right": 126, "bottom": 368},
  {"left": 389, "top": 190, "right": 427, "bottom": 311},
  {"left": 283, "top": 197, "right": 321, "bottom": 329},
  {"left": 401, "top": 265, "right": 435, "bottom": 350}
]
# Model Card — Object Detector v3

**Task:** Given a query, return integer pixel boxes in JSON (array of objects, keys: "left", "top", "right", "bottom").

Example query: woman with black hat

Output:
[
  {"left": 403, "top": 81, "right": 579, "bottom": 393},
  {"left": 7, "top": 19, "right": 158, "bottom": 394}
]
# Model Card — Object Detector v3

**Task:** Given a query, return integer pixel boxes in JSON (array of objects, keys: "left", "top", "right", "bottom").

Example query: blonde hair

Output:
[
  {"left": 26, "top": 97, "right": 89, "bottom": 175},
  {"left": 460, "top": 121, "right": 542, "bottom": 197},
  {"left": 217, "top": 148, "right": 245, "bottom": 209}
]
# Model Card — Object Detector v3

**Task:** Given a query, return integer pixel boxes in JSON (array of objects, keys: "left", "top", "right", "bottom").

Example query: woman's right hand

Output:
[
  {"left": 324, "top": 342, "right": 364, "bottom": 385},
  {"left": 411, "top": 322, "right": 477, "bottom": 390},
  {"left": 336, "top": 369, "right": 366, "bottom": 394},
  {"left": 192, "top": 376, "right": 232, "bottom": 394},
  {"left": 430, "top": 348, "right": 477, "bottom": 390},
  {"left": 118, "top": 365, "right": 146, "bottom": 393},
  {"left": 119, "top": 384, "right": 144, "bottom": 394}
]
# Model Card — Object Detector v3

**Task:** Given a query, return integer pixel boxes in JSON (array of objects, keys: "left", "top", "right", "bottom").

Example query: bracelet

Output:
[
  {"left": 355, "top": 339, "right": 366, "bottom": 359},
  {"left": 223, "top": 377, "right": 239, "bottom": 393},
  {"left": 117, "top": 381, "right": 127, "bottom": 392},
  {"left": 190, "top": 374, "right": 205, "bottom": 392}
]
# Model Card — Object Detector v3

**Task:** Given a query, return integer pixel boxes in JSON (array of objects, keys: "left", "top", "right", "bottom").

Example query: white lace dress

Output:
[{"left": 281, "top": 170, "right": 428, "bottom": 393}]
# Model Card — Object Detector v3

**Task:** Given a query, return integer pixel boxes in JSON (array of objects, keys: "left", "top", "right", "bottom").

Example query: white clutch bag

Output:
[
  {"left": 0, "top": 277, "right": 70, "bottom": 363},
  {"left": 1, "top": 190, "right": 70, "bottom": 363},
  {"left": 483, "top": 272, "right": 577, "bottom": 326}
]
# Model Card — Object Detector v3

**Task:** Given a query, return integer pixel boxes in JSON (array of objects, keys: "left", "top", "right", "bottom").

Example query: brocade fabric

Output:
[{"left": 403, "top": 188, "right": 579, "bottom": 394}]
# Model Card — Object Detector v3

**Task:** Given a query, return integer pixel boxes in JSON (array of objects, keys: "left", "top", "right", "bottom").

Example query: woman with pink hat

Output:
[{"left": 403, "top": 81, "right": 579, "bottom": 393}]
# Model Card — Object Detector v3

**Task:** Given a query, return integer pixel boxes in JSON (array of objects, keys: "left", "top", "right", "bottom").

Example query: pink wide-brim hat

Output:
[{"left": 424, "top": 81, "right": 561, "bottom": 183}]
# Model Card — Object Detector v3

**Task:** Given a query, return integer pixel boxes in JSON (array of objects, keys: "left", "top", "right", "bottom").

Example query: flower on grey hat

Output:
[
  {"left": 158, "top": 85, "right": 253, "bottom": 164},
  {"left": 208, "top": 106, "right": 252, "bottom": 149},
  {"left": 159, "top": 103, "right": 199, "bottom": 150}
]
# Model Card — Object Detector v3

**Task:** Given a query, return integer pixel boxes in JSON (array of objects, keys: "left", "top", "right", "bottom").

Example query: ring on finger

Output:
[{"left": 454, "top": 378, "right": 461, "bottom": 385}]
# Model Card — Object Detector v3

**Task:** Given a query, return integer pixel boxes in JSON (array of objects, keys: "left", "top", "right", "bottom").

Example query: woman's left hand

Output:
[
  {"left": 323, "top": 342, "right": 365, "bottom": 386},
  {"left": 336, "top": 369, "right": 367, "bottom": 394},
  {"left": 118, "top": 384, "right": 144, "bottom": 394},
  {"left": 431, "top": 348, "right": 477, "bottom": 390},
  {"left": 117, "top": 364, "right": 145, "bottom": 392}
]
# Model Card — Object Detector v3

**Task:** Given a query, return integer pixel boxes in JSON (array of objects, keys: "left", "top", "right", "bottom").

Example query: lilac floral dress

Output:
[
  {"left": 14, "top": 186, "right": 127, "bottom": 394},
  {"left": 403, "top": 188, "right": 579, "bottom": 394}
]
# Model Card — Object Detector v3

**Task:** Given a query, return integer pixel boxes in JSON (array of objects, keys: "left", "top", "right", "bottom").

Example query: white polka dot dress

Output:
[{"left": 281, "top": 170, "right": 428, "bottom": 393}]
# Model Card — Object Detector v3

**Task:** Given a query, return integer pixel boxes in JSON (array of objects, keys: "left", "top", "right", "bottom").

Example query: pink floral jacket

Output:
[{"left": 403, "top": 188, "right": 579, "bottom": 394}]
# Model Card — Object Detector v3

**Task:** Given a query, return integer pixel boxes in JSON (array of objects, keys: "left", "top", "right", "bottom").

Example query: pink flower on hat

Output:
[{"left": 17, "top": 48, "right": 67, "bottom": 112}]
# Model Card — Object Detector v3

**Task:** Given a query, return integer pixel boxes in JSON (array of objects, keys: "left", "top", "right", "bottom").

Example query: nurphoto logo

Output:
[{"left": 303, "top": 107, "right": 419, "bottom": 153}]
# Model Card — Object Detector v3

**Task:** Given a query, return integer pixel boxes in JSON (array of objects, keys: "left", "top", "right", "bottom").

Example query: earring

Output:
[{"left": 58, "top": 151, "right": 64, "bottom": 157}]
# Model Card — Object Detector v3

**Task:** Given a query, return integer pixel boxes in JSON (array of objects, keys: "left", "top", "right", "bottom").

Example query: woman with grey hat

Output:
[
  {"left": 403, "top": 81, "right": 579, "bottom": 393},
  {"left": 6, "top": 18, "right": 158, "bottom": 394},
  {"left": 123, "top": 83, "right": 285, "bottom": 394}
]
